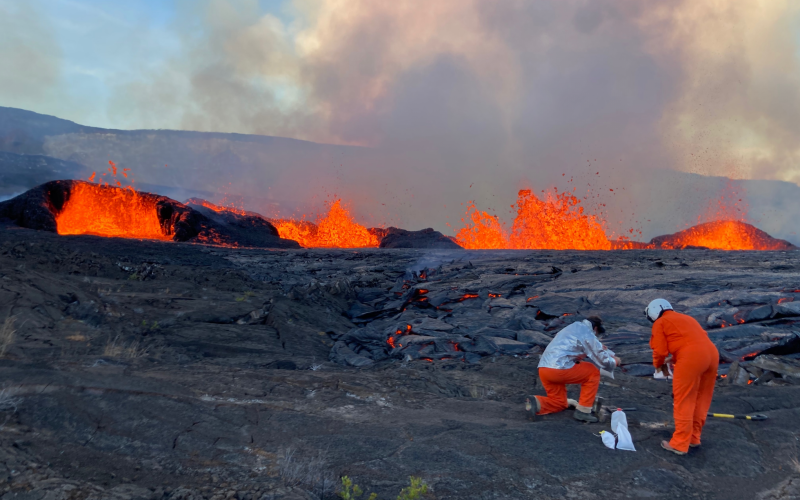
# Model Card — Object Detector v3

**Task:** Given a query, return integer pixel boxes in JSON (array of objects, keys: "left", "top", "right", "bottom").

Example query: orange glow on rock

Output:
[
  {"left": 655, "top": 180, "right": 782, "bottom": 250},
  {"left": 655, "top": 220, "right": 789, "bottom": 250},
  {"left": 199, "top": 199, "right": 247, "bottom": 216},
  {"left": 56, "top": 183, "right": 169, "bottom": 241}
]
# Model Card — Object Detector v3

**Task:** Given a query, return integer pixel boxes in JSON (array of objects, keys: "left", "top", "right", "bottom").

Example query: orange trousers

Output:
[
  {"left": 536, "top": 363, "right": 600, "bottom": 415},
  {"left": 670, "top": 342, "right": 718, "bottom": 452}
]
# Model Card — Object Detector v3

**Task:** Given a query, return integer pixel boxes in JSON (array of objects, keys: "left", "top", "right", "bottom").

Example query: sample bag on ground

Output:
[
  {"left": 610, "top": 409, "right": 636, "bottom": 451},
  {"left": 600, "top": 430, "right": 617, "bottom": 449}
]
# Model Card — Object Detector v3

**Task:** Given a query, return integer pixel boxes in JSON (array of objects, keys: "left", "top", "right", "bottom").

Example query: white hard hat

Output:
[{"left": 645, "top": 299, "right": 673, "bottom": 322}]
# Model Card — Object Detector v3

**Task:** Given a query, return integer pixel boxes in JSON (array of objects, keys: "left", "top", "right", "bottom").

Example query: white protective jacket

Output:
[{"left": 538, "top": 320, "right": 617, "bottom": 374}]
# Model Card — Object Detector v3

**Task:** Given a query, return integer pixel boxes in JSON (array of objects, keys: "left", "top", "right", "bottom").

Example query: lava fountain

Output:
[
  {"left": 456, "top": 189, "right": 611, "bottom": 250},
  {"left": 56, "top": 165, "right": 170, "bottom": 240},
  {"left": 273, "top": 199, "right": 380, "bottom": 248}
]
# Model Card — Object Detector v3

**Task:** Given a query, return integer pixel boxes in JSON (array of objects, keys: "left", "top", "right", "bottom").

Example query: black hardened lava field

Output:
[{"left": 1, "top": 224, "right": 800, "bottom": 500}]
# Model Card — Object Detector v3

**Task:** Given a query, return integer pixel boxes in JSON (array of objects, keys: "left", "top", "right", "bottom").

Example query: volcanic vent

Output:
[
  {"left": 0, "top": 181, "right": 299, "bottom": 248},
  {"left": 650, "top": 220, "right": 796, "bottom": 251}
]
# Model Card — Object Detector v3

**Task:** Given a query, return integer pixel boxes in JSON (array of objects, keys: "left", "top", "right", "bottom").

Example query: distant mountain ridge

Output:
[
  {"left": 0, "top": 106, "right": 363, "bottom": 219},
  {"left": 0, "top": 106, "right": 351, "bottom": 155}
]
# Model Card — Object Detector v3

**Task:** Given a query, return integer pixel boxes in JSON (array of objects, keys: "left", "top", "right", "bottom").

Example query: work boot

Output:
[
  {"left": 573, "top": 408, "right": 599, "bottom": 423},
  {"left": 525, "top": 397, "right": 541, "bottom": 421},
  {"left": 661, "top": 440, "right": 686, "bottom": 456}
]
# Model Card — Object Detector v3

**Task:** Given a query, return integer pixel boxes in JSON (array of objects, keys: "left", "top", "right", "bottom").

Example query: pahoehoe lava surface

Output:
[{"left": 0, "top": 224, "right": 799, "bottom": 500}]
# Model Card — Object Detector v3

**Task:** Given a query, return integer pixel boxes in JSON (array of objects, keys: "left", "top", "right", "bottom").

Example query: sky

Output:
[{"left": 2, "top": 0, "right": 800, "bottom": 238}]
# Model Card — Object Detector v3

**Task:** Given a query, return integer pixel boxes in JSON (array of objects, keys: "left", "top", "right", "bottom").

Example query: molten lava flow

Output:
[
  {"left": 456, "top": 189, "right": 611, "bottom": 250},
  {"left": 198, "top": 199, "right": 247, "bottom": 216},
  {"left": 274, "top": 199, "right": 379, "bottom": 248},
  {"left": 56, "top": 183, "right": 170, "bottom": 240}
]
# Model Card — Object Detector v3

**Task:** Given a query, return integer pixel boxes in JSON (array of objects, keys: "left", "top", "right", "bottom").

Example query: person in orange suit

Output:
[
  {"left": 526, "top": 316, "right": 620, "bottom": 423},
  {"left": 646, "top": 299, "right": 719, "bottom": 455}
]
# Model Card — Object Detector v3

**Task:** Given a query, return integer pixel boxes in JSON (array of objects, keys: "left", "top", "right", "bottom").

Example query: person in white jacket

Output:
[{"left": 526, "top": 317, "right": 620, "bottom": 423}]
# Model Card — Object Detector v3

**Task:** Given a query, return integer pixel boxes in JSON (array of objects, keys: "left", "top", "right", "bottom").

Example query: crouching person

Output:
[{"left": 526, "top": 316, "right": 620, "bottom": 423}]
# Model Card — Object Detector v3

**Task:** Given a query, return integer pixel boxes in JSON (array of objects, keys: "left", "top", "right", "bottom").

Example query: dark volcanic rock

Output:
[
  {"left": 184, "top": 198, "right": 295, "bottom": 248},
  {"left": 0, "top": 181, "right": 299, "bottom": 248},
  {"left": 376, "top": 226, "right": 462, "bottom": 249},
  {"left": 2, "top": 227, "right": 800, "bottom": 500}
]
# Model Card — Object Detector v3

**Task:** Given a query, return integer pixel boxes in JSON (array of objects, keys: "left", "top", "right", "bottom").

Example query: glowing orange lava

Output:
[
  {"left": 56, "top": 183, "right": 169, "bottom": 240},
  {"left": 654, "top": 221, "right": 789, "bottom": 250},
  {"left": 456, "top": 189, "right": 611, "bottom": 250},
  {"left": 198, "top": 199, "right": 247, "bottom": 216},
  {"left": 658, "top": 181, "right": 767, "bottom": 250},
  {"left": 455, "top": 203, "right": 508, "bottom": 249},
  {"left": 273, "top": 199, "right": 379, "bottom": 248}
]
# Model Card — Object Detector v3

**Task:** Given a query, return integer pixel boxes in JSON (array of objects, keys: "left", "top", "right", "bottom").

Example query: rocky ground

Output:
[{"left": 1, "top": 223, "right": 799, "bottom": 500}]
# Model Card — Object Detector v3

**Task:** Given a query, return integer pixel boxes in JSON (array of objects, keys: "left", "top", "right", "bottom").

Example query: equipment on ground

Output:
[{"left": 707, "top": 412, "right": 768, "bottom": 421}]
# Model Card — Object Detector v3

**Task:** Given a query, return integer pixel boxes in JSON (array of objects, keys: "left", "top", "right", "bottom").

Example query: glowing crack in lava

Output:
[
  {"left": 274, "top": 199, "right": 379, "bottom": 248},
  {"left": 456, "top": 189, "right": 611, "bottom": 250},
  {"left": 56, "top": 182, "right": 170, "bottom": 240}
]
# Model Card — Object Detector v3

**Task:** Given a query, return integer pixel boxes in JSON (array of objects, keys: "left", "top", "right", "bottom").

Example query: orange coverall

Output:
[
  {"left": 537, "top": 363, "right": 600, "bottom": 414},
  {"left": 650, "top": 310, "right": 719, "bottom": 452}
]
